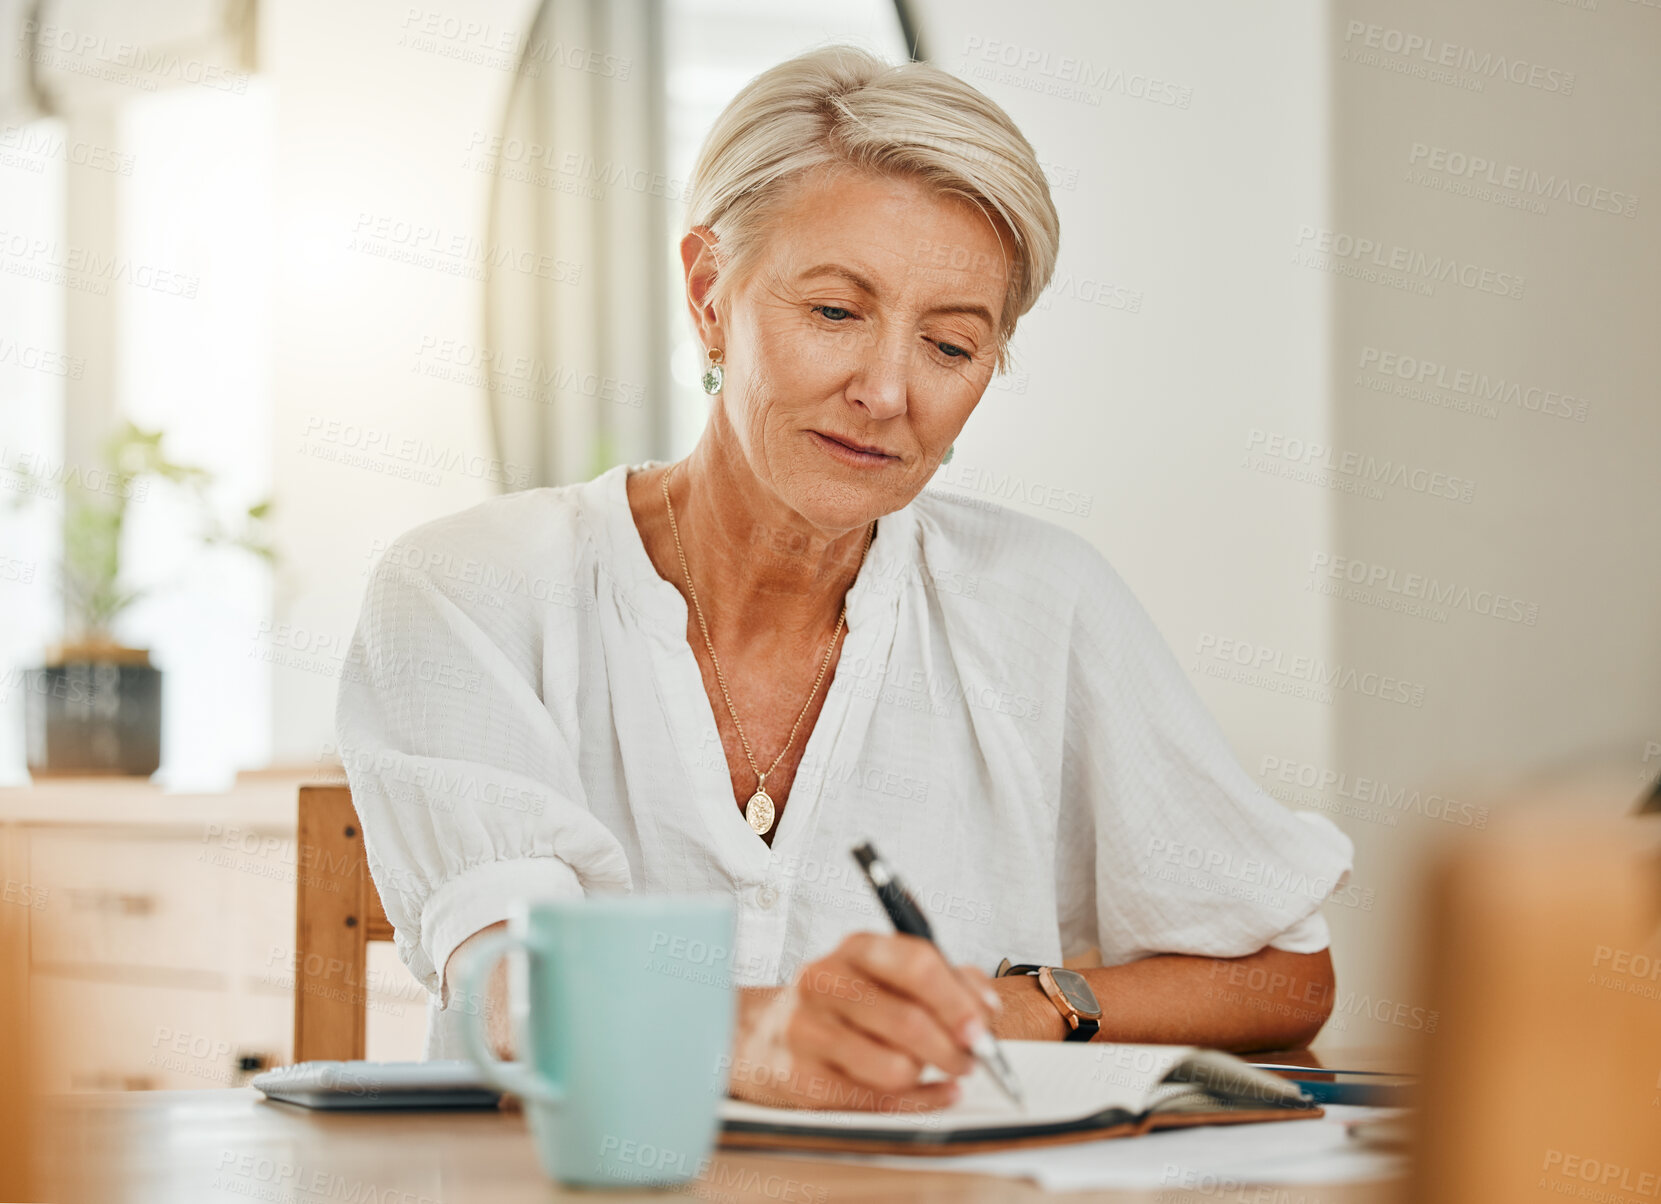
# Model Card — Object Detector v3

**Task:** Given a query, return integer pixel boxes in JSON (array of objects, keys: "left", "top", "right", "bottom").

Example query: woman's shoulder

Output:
[
  {"left": 907, "top": 485, "right": 1120, "bottom": 602},
  {"left": 366, "top": 473, "right": 616, "bottom": 607},
  {"left": 375, "top": 484, "right": 576, "bottom": 565},
  {"left": 904, "top": 488, "right": 1181, "bottom": 707}
]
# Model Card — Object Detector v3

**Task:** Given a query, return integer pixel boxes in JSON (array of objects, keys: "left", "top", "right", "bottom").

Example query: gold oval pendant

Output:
[{"left": 745, "top": 789, "right": 775, "bottom": 835}]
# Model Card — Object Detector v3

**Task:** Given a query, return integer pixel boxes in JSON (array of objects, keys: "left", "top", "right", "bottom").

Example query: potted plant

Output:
[{"left": 4, "top": 421, "right": 275, "bottom": 777}]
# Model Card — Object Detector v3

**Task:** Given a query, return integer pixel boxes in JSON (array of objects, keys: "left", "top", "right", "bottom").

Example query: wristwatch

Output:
[{"left": 995, "top": 958, "right": 1101, "bottom": 1041}]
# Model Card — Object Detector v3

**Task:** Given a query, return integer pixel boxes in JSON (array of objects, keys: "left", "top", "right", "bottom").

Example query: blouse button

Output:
[{"left": 755, "top": 885, "right": 779, "bottom": 909}]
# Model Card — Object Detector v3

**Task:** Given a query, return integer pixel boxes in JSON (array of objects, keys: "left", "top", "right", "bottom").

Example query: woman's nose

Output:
[{"left": 844, "top": 344, "right": 909, "bottom": 419}]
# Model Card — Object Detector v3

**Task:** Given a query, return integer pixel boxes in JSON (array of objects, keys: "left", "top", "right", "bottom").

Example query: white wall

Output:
[{"left": 1324, "top": 0, "right": 1661, "bottom": 1040}]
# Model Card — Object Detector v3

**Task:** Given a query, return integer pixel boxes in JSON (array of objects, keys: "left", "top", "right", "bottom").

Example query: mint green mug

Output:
[{"left": 458, "top": 895, "right": 737, "bottom": 1187}]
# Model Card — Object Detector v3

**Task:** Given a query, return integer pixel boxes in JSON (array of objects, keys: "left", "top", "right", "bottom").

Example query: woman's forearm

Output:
[
  {"left": 988, "top": 947, "right": 1336, "bottom": 1052},
  {"left": 453, "top": 935, "right": 1330, "bottom": 1067}
]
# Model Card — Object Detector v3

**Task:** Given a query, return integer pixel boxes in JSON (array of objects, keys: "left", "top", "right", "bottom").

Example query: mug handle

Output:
[{"left": 455, "top": 929, "right": 563, "bottom": 1105}]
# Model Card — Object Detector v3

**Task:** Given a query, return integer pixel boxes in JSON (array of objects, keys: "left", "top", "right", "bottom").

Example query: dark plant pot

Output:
[{"left": 23, "top": 647, "right": 162, "bottom": 778}]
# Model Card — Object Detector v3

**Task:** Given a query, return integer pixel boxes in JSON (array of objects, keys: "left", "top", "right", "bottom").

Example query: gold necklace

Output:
[{"left": 661, "top": 461, "right": 875, "bottom": 836}]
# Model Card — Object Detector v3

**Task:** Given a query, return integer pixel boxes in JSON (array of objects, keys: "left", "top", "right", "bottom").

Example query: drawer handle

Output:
[{"left": 66, "top": 889, "right": 158, "bottom": 916}]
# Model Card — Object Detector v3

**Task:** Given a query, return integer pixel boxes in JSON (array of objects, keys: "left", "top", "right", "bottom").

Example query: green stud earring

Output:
[
  {"left": 701, "top": 347, "right": 724, "bottom": 396},
  {"left": 942, "top": 442, "right": 955, "bottom": 464}
]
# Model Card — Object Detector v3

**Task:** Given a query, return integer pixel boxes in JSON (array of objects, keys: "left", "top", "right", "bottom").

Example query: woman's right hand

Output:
[{"left": 727, "top": 932, "right": 1000, "bottom": 1113}]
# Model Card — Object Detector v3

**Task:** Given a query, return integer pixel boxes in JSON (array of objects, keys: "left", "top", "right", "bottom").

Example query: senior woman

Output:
[{"left": 336, "top": 44, "right": 1353, "bottom": 1113}]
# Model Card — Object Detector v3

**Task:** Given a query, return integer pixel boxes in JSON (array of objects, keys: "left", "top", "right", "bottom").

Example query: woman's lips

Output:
[{"left": 811, "top": 430, "right": 898, "bottom": 466}]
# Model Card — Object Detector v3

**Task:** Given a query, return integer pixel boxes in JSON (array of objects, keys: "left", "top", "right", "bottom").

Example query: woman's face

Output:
[{"left": 691, "top": 168, "right": 1014, "bottom": 530}]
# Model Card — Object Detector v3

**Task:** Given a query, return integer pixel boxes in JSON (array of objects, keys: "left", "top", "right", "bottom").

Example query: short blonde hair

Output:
[{"left": 685, "top": 44, "right": 1060, "bottom": 376}]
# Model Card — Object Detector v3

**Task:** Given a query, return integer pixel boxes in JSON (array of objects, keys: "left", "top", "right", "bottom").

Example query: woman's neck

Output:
[{"left": 633, "top": 425, "right": 875, "bottom": 649}]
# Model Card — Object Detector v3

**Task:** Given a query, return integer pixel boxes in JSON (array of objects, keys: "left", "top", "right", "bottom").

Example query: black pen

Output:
[{"left": 850, "top": 841, "right": 1024, "bottom": 1109}]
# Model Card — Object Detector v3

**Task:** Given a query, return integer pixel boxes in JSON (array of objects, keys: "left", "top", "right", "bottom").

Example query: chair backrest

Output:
[{"left": 293, "top": 783, "right": 396, "bottom": 1063}]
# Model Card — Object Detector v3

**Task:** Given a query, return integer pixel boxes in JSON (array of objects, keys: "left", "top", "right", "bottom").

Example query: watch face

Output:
[{"left": 1049, "top": 968, "right": 1102, "bottom": 1017}]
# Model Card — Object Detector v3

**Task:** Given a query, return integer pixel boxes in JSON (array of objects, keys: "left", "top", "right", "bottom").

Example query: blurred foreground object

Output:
[
  {"left": 1408, "top": 802, "right": 1661, "bottom": 1203},
  {"left": 1, "top": 833, "right": 38, "bottom": 1199}
]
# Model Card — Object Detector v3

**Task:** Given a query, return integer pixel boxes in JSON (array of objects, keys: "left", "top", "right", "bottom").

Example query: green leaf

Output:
[{"left": 27, "top": 420, "right": 285, "bottom": 634}]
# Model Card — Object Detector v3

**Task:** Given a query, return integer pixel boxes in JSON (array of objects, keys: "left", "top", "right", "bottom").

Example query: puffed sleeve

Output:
[
  {"left": 334, "top": 529, "right": 633, "bottom": 1004},
  {"left": 1057, "top": 540, "right": 1354, "bottom": 965}
]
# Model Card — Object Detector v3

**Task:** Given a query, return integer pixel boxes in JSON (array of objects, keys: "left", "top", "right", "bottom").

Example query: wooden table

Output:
[{"left": 36, "top": 1071, "right": 1409, "bottom": 1203}]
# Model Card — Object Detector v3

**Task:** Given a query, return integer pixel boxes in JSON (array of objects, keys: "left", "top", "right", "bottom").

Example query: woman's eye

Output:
[
  {"left": 813, "top": 305, "right": 852, "bottom": 321},
  {"left": 935, "top": 341, "right": 971, "bottom": 361}
]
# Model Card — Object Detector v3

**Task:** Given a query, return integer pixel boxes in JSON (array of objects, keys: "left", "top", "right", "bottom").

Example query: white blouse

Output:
[{"left": 335, "top": 460, "right": 1354, "bottom": 1055}]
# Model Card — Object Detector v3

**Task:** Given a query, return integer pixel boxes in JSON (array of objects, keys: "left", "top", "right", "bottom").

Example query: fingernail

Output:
[
  {"left": 981, "top": 987, "right": 1002, "bottom": 1012},
  {"left": 960, "top": 1016, "right": 988, "bottom": 1048}
]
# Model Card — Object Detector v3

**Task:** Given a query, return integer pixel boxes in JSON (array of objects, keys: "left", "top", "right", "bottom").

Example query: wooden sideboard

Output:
[{"left": 0, "top": 770, "right": 427, "bottom": 1092}]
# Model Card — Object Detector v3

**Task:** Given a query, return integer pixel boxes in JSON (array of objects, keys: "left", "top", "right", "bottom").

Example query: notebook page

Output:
[{"left": 719, "top": 1041, "right": 1197, "bottom": 1134}]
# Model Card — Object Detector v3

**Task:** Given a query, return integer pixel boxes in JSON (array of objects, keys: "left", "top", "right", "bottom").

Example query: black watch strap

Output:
[{"left": 995, "top": 961, "right": 1101, "bottom": 1041}]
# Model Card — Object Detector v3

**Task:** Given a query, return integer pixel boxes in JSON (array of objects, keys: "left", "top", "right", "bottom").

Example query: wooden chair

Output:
[{"left": 293, "top": 783, "right": 396, "bottom": 1063}]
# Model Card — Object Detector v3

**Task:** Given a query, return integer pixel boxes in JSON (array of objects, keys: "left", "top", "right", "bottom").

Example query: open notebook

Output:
[{"left": 719, "top": 1041, "right": 1322, "bottom": 1155}]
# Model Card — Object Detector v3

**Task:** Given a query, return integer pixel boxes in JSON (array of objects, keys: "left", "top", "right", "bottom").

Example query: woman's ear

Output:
[{"left": 680, "top": 225, "right": 724, "bottom": 349}]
